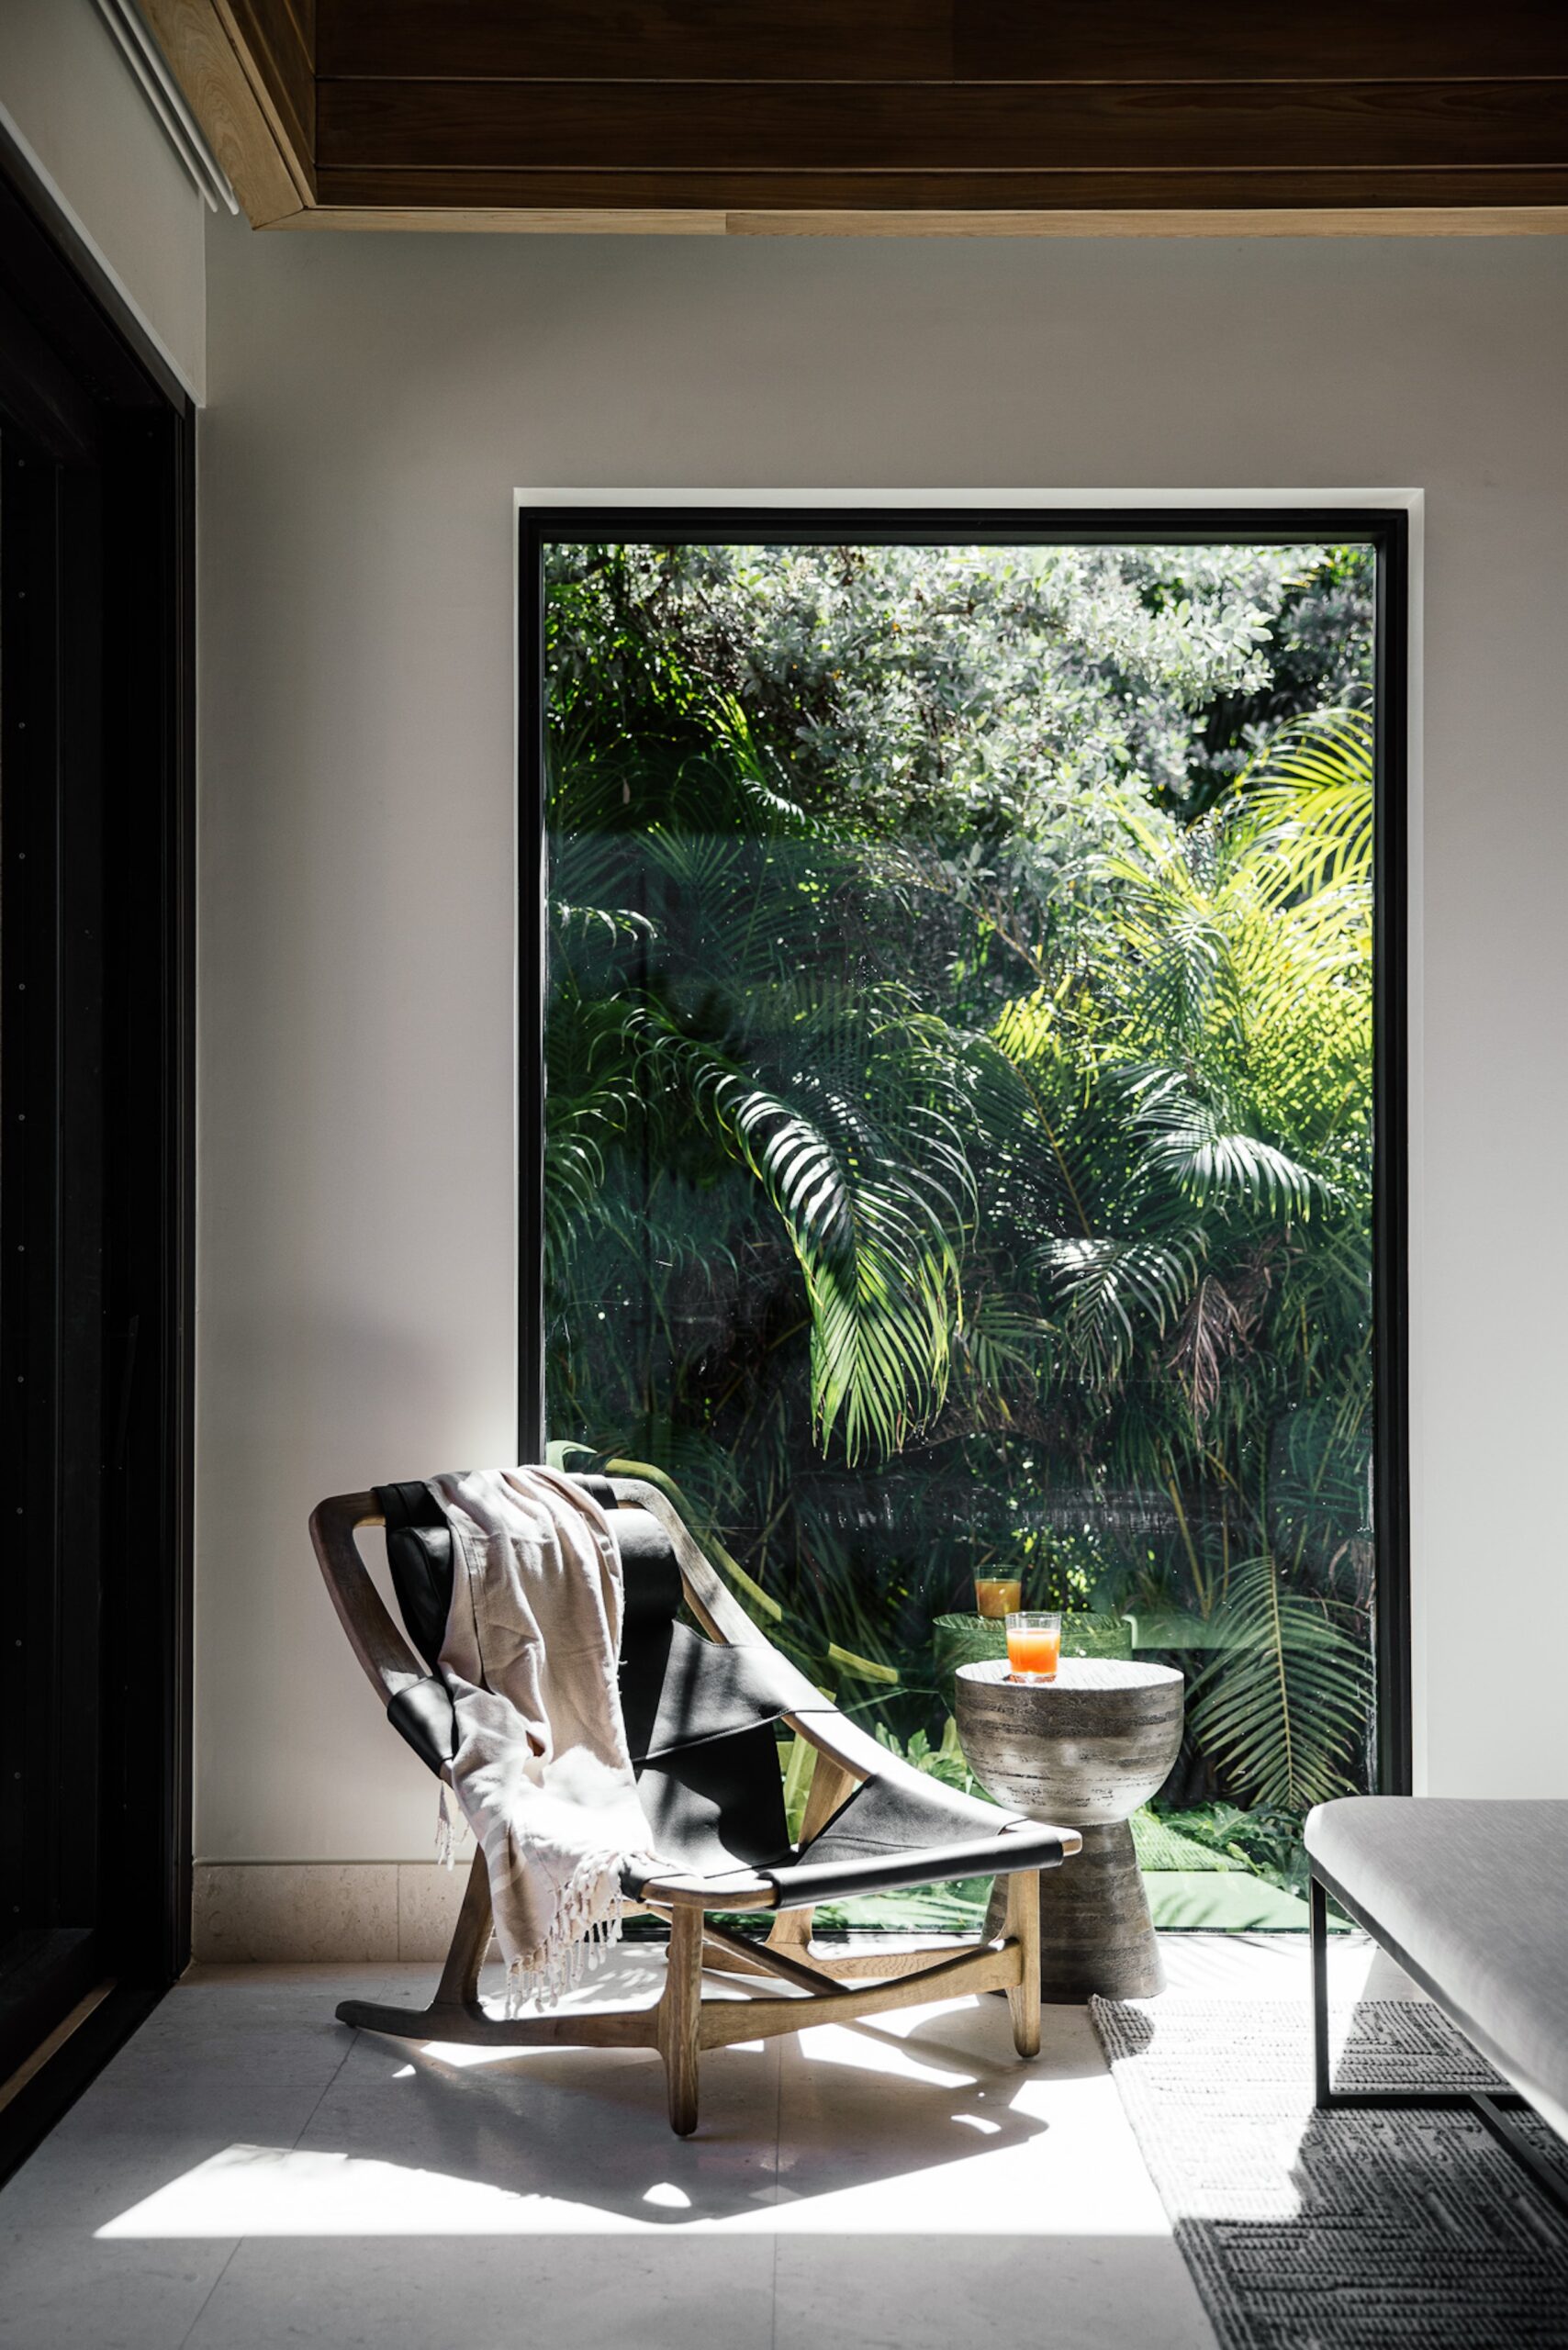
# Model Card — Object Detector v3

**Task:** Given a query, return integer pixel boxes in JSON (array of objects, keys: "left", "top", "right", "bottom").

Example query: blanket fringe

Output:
[
  {"left": 505, "top": 1853, "right": 626, "bottom": 2013},
  {"left": 435, "top": 1781, "right": 455, "bottom": 1869}
]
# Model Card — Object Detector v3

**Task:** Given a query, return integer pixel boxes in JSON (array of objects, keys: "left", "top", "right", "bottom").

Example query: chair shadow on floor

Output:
[
  {"left": 99, "top": 1961, "right": 1068, "bottom": 2238},
  {"left": 343, "top": 1972, "right": 1055, "bottom": 2223}
]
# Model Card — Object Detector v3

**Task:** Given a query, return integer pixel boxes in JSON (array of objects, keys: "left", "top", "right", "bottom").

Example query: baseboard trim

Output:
[{"left": 191, "top": 1858, "right": 477, "bottom": 1963}]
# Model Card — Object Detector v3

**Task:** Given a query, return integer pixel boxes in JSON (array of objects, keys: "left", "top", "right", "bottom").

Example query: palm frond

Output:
[
  {"left": 1241, "top": 706, "right": 1374, "bottom": 902},
  {"left": 1167, "top": 1255, "right": 1274, "bottom": 1430},
  {"left": 1190, "top": 1555, "right": 1370, "bottom": 1808},
  {"left": 953, "top": 1290, "right": 1052, "bottom": 1393},
  {"left": 1126, "top": 1067, "right": 1330, "bottom": 1217},
  {"left": 1035, "top": 1230, "right": 1204, "bottom": 1389},
  {"left": 550, "top": 900, "right": 655, "bottom": 951},
  {"left": 729, "top": 1085, "right": 971, "bottom": 1463},
  {"left": 630, "top": 1012, "right": 974, "bottom": 1462}
]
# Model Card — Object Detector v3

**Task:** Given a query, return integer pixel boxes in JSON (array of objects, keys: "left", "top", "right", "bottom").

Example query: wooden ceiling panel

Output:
[
  {"left": 141, "top": 1, "right": 1568, "bottom": 232},
  {"left": 958, "top": 2, "right": 1568, "bottom": 84},
  {"left": 317, "top": 0, "right": 1568, "bottom": 87},
  {"left": 317, "top": 2, "right": 954, "bottom": 83},
  {"left": 317, "top": 78, "right": 1568, "bottom": 178}
]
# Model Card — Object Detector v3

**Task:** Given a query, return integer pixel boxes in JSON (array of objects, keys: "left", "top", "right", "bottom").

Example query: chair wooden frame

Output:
[{"left": 310, "top": 1474, "right": 1078, "bottom": 2133}]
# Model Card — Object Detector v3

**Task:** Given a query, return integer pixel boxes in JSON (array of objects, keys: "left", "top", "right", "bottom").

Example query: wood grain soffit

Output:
[
  {"left": 131, "top": 1, "right": 1568, "bottom": 238},
  {"left": 138, "top": 0, "right": 313, "bottom": 227}
]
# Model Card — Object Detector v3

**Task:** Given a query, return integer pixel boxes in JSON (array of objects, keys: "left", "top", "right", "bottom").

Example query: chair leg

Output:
[
  {"left": 335, "top": 1843, "right": 499, "bottom": 2042},
  {"left": 1004, "top": 1870, "right": 1042, "bottom": 2059},
  {"left": 767, "top": 1900, "right": 817, "bottom": 1951},
  {"left": 658, "top": 1906, "right": 703, "bottom": 2137},
  {"left": 768, "top": 1752, "right": 857, "bottom": 1953},
  {"left": 435, "top": 1845, "right": 495, "bottom": 2008}
]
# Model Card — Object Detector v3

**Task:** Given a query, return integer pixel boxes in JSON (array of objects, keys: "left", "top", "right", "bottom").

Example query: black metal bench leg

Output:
[{"left": 1310, "top": 1871, "right": 1332, "bottom": 2109}]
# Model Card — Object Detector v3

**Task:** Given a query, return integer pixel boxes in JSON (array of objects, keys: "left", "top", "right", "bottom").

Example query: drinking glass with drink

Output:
[
  {"left": 1005, "top": 1610, "right": 1062, "bottom": 1684},
  {"left": 973, "top": 1573, "right": 1023, "bottom": 1621}
]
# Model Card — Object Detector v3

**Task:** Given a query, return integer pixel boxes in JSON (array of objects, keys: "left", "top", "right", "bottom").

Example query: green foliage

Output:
[
  {"left": 875, "top": 1715, "right": 982, "bottom": 1798},
  {"left": 544, "top": 542, "right": 1378, "bottom": 1852},
  {"left": 651, "top": 1014, "right": 975, "bottom": 1461},
  {"left": 1153, "top": 1801, "right": 1319, "bottom": 1902},
  {"left": 1188, "top": 1557, "right": 1371, "bottom": 1810}
]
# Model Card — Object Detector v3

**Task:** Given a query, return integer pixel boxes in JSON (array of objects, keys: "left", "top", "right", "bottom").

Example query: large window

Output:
[{"left": 524, "top": 513, "right": 1405, "bottom": 1931}]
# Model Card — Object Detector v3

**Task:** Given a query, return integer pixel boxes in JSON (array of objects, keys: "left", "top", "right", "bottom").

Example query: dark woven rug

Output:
[{"left": 1092, "top": 1996, "right": 1568, "bottom": 2350}]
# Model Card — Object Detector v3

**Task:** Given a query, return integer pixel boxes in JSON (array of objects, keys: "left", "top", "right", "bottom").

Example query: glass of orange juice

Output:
[
  {"left": 973, "top": 1573, "right": 1023, "bottom": 1621},
  {"left": 1005, "top": 1611, "right": 1061, "bottom": 1684}
]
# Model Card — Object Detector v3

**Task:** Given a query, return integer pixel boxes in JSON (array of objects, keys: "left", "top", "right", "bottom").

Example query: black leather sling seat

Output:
[{"left": 375, "top": 1475, "right": 1063, "bottom": 1907}]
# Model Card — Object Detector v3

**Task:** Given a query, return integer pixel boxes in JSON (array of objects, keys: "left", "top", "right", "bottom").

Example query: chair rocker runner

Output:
[{"left": 310, "top": 1471, "right": 1081, "bottom": 2134}]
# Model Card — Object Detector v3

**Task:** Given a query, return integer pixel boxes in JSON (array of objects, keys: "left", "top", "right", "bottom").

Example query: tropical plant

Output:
[
  {"left": 543, "top": 542, "right": 1378, "bottom": 1847},
  {"left": 1188, "top": 1557, "right": 1371, "bottom": 1810}
]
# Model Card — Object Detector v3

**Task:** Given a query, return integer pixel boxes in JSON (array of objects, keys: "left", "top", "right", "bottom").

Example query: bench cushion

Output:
[{"left": 1305, "top": 1797, "right": 1568, "bottom": 2135}]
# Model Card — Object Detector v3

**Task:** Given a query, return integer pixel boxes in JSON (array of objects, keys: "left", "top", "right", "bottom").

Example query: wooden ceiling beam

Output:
[{"left": 133, "top": 0, "right": 1568, "bottom": 234}]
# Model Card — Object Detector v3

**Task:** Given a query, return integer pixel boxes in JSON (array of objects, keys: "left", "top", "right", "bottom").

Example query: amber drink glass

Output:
[{"left": 973, "top": 1574, "right": 1023, "bottom": 1621}]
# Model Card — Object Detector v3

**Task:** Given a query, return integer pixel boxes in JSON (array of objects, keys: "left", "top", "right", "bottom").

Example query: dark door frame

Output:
[
  {"left": 0, "top": 126, "right": 195, "bottom": 2181},
  {"left": 518, "top": 501, "right": 1411, "bottom": 1802}
]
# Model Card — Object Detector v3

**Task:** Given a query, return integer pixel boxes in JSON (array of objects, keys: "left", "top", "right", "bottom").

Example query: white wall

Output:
[
  {"left": 197, "top": 210, "right": 1568, "bottom": 1866},
  {"left": 0, "top": 0, "right": 207, "bottom": 399}
]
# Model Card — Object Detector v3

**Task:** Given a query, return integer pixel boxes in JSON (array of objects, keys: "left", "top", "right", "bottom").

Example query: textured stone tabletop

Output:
[{"left": 958, "top": 1657, "right": 1182, "bottom": 1695}]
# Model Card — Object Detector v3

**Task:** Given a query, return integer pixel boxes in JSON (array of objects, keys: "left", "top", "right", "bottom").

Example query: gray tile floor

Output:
[{"left": 0, "top": 1934, "right": 1404, "bottom": 2350}]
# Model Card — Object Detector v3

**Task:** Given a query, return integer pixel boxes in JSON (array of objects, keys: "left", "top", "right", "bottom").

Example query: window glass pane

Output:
[{"left": 543, "top": 539, "right": 1377, "bottom": 1930}]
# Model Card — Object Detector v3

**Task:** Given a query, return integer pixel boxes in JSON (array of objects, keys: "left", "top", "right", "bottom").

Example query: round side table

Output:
[{"left": 956, "top": 1657, "right": 1183, "bottom": 2001}]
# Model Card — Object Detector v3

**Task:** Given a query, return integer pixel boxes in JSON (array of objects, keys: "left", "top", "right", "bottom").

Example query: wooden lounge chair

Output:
[{"left": 310, "top": 1471, "right": 1080, "bottom": 2134}]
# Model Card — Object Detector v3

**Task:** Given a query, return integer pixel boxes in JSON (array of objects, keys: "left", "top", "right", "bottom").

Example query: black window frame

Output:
[{"left": 518, "top": 503, "right": 1410, "bottom": 1798}]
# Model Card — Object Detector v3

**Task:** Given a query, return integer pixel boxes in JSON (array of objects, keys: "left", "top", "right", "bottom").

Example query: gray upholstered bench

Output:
[{"left": 1305, "top": 1796, "right": 1568, "bottom": 2214}]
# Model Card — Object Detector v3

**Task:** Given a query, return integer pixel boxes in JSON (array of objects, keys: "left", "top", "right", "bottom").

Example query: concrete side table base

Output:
[
  {"left": 957, "top": 1657, "right": 1184, "bottom": 2004},
  {"left": 1037, "top": 1818, "right": 1163, "bottom": 1999}
]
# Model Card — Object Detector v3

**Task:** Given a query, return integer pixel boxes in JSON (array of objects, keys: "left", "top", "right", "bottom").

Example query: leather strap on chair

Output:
[
  {"left": 760, "top": 1823, "right": 1068, "bottom": 1906},
  {"left": 375, "top": 1480, "right": 453, "bottom": 1673},
  {"left": 386, "top": 1676, "right": 458, "bottom": 1774}
]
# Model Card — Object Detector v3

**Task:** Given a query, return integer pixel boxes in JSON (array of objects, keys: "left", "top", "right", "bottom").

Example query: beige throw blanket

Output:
[{"left": 431, "top": 1466, "right": 658, "bottom": 2008}]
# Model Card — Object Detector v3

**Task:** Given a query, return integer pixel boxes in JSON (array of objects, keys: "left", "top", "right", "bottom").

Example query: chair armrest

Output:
[
  {"left": 635, "top": 1819, "right": 1077, "bottom": 1911},
  {"left": 309, "top": 1490, "right": 429, "bottom": 1710},
  {"left": 765, "top": 1823, "right": 1074, "bottom": 1907}
]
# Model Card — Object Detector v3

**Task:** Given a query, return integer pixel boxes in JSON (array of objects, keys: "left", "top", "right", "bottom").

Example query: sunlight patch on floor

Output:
[{"left": 95, "top": 2118, "right": 1180, "bottom": 2241}]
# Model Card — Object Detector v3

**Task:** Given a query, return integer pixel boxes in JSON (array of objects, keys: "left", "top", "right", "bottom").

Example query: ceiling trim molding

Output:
[
  {"left": 93, "top": 0, "right": 240, "bottom": 213},
  {"left": 270, "top": 202, "right": 1568, "bottom": 241}
]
